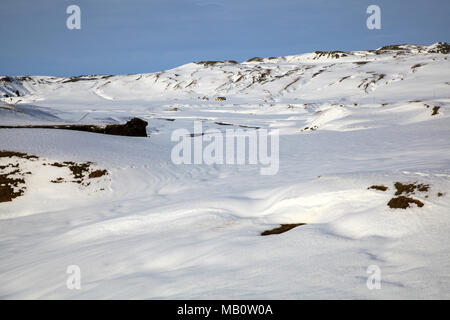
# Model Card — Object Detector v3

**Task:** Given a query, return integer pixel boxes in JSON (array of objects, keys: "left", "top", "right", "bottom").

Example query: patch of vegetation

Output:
[
  {"left": 0, "top": 171, "right": 26, "bottom": 203},
  {"left": 411, "top": 63, "right": 425, "bottom": 70},
  {"left": 261, "top": 223, "right": 306, "bottom": 236},
  {"left": 253, "top": 69, "right": 271, "bottom": 84},
  {"left": 0, "top": 76, "right": 13, "bottom": 82},
  {"left": 283, "top": 77, "right": 300, "bottom": 90},
  {"left": 188, "top": 133, "right": 205, "bottom": 138},
  {"left": 214, "top": 122, "right": 260, "bottom": 129},
  {"left": 234, "top": 75, "right": 244, "bottom": 83},
  {"left": 68, "top": 162, "right": 92, "bottom": 180},
  {"left": 195, "top": 61, "right": 222, "bottom": 67},
  {"left": 368, "top": 185, "right": 388, "bottom": 191},
  {"left": 215, "top": 121, "right": 233, "bottom": 126},
  {"left": 49, "top": 162, "right": 65, "bottom": 168},
  {"left": 0, "top": 151, "right": 109, "bottom": 202},
  {"left": 301, "top": 125, "right": 318, "bottom": 132},
  {"left": 357, "top": 73, "right": 385, "bottom": 92},
  {"left": 0, "top": 153, "right": 30, "bottom": 203},
  {"left": 185, "top": 80, "right": 197, "bottom": 89},
  {"left": 246, "top": 57, "right": 263, "bottom": 63},
  {"left": 62, "top": 76, "right": 99, "bottom": 83},
  {"left": 89, "top": 170, "right": 108, "bottom": 179},
  {"left": 378, "top": 44, "right": 406, "bottom": 51},
  {"left": 313, "top": 51, "right": 348, "bottom": 59},
  {"left": 157, "top": 118, "right": 175, "bottom": 122},
  {"left": 238, "top": 124, "right": 260, "bottom": 129},
  {"left": 431, "top": 106, "right": 440, "bottom": 116},
  {"left": 0, "top": 150, "right": 38, "bottom": 160},
  {"left": 196, "top": 60, "right": 238, "bottom": 66},
  {"left": 428, "top": 42, "right": 450, "bottom": 54},
  {"left": 388, "top": 196, "right": 424, "bottom": 209},
  {"left": 312, "top": 70, "right": 324, "bottom": 78},
  {"left": 437, "top": 192, "right": 444, "bottom": 197},
  {"left": 50, "top": 161, "right": 108, "bottom": 184},
  {"left": 16, "top": 76, "right": 33, "bottom": 82},
  {"left": 50, "top": 161, "right": 92, "bottom": 182},
  {"left": 215, "top": 97, "right": 226, "bottom": 101},
  {"left": 394, "top": 181, "right": 429, "bottom": 196},
  {"left": 0, "top": 163, "right": 18, "bottom": 170}
]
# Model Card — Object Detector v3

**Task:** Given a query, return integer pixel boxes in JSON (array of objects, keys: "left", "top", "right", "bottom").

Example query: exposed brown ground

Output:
[{"left": 261, "top": 223, "right": 306, "bottom": 236}]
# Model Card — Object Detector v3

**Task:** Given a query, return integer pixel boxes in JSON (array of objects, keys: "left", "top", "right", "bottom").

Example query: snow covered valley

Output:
[{"left": 0, "top": 43, "right": 449, "bottom": 299}]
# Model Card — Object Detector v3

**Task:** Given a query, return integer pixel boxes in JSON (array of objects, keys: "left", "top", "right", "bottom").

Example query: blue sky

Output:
[{"left": 0, "top": 0, "right": 449, "bottom": 76}]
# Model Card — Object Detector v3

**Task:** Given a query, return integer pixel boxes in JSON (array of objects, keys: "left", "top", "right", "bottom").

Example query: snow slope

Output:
[{"left": 0, "top": 43, "right": 449, "bottom": 299}]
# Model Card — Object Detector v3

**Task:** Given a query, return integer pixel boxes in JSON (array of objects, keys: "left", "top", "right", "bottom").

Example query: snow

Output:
[{"left": 0, "top": 43, "right": 449, "bottom": 299}]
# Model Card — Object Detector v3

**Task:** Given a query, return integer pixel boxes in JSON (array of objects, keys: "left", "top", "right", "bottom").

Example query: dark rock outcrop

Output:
[
  {"left": 428, "top": 42, "right": 450, "bottom": 54},
  {"left": 0, "top": 117, "right": 149, "bottom": 137},
  {"left": 104, "top": 117, "right": 148, "bottom": 137}
]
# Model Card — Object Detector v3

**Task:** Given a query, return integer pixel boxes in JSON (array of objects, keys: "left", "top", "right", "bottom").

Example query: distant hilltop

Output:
[{"left": 0, "top": 42, "right": 448, "bottom": 110}]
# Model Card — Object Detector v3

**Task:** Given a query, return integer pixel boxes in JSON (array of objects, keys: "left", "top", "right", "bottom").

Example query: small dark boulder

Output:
[
  {"left": 368, "top": 185, "right": 388, "bottom": 191},
  {"left": 388, "top": 196, "right": 424, "bottom": 209},
  {"left": 14, "top": 90, "right": 20, "bottom": 97},
  {"left": 432, "top": 106, "right": 440, "bottom": 116},
  {"left": 104, "top": 117, "right": 148, "bottom": 137}
]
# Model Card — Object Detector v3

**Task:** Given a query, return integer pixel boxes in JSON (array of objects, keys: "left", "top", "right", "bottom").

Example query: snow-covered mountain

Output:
[
  {"left": 1, "top": 42, "right": 449, "bottom": 127},
  {"left": 0, "top": 42, "right": 449, "bottom": 299}
]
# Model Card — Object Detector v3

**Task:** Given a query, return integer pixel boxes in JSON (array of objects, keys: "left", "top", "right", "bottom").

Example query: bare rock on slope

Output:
[{"left": 104, "top": 117, "right": 148, "bottom": 137}]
